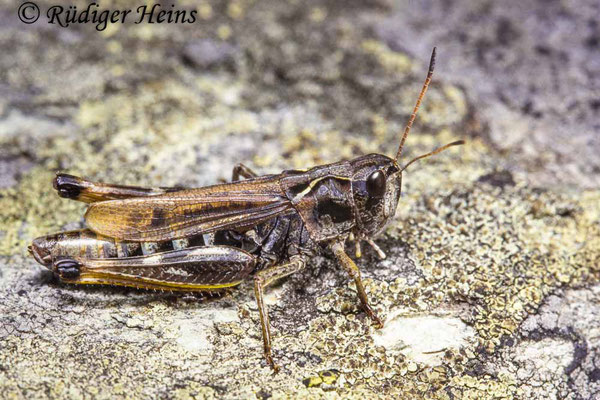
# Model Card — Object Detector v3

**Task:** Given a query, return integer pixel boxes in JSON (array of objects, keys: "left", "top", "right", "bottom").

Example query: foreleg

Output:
[{"left": 330, "top": 241, "right": 383, "bottom": 328}]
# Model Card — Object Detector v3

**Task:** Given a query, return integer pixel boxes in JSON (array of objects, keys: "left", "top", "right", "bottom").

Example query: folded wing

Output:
[{"left": 85, "top": 178, "right": 293, "bottom": 242}]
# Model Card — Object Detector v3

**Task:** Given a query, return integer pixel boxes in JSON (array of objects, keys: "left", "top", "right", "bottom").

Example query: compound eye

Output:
[{"left": 366, "top": 170, "right": 386, "bottom": 198}]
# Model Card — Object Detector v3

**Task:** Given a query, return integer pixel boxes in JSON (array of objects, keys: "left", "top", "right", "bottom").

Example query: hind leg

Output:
[
  {"left": 253, "top": 255, "right": 306, "bottom": 371},
  {"left": 46, "top": 246, "right": 256, "bottom": 292}
]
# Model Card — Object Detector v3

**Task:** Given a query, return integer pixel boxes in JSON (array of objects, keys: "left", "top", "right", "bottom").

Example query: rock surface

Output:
[{"left": 0, "top": 0, "right": 598, "bottom": 399}]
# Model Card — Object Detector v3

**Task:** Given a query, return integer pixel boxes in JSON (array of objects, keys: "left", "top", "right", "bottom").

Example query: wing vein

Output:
[{"left": 85, "top": 181, "right": 293, "bottom": 241}]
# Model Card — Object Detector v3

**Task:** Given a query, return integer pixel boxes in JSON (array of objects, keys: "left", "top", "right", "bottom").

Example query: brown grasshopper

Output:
[{"left": 29, "top": 48, "right": 463, "bottom": 371}]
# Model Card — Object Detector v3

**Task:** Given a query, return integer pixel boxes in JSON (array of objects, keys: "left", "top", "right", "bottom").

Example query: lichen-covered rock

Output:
[{"left": 0, "top": 0, "right": 598, "bottom": 399}]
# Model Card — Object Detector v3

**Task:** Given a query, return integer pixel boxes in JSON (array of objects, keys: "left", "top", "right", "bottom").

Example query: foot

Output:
[
  {"left": 364, "top": 304, "right": 384, "bottom": 329},
  {"left": 366, "top": 239, "right": 386, "bottom": 260},
  {"left": 265, "top": 353, "right": 280, "bottom": 373}
]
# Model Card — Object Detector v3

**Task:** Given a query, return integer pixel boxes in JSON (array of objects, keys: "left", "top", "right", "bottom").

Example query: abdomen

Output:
[{"left": 29, "top": 229, "right": 206, "bottom": 267}]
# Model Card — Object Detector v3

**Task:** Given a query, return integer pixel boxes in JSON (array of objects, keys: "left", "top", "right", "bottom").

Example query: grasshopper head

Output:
[
  {"left": 350, "top": 48, "right": 463, "bottom": 238},
  {"left": 349, "top": 154, "right": 402, "bottom": 237}
]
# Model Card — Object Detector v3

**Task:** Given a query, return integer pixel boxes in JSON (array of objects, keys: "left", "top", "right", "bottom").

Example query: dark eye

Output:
[{"left": 366, "top": 170, "right": 386, "bottom": 198}]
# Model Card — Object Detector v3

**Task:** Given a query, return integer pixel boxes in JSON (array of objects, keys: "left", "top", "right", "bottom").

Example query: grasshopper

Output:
[{"left": 30, "top": 48, "right": 463, "bottom": 371}]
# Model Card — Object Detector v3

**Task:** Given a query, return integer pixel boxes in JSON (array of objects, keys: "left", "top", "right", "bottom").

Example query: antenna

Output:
[
  {"left": 395, "top": 47, "right": 437, "bottom": 162},
  {"left": 400, "top": 140, "right": 465, "bottom": 172}
]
